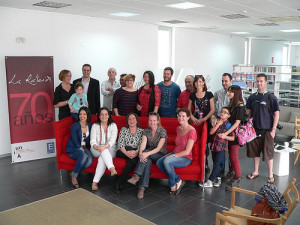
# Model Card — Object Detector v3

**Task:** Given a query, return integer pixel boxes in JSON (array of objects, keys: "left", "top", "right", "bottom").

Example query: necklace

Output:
[
  {"left": 100, "top": 124, "right": 108, "bottom": 145},
  {"left": 80, "top": 122, "right": 87, "bottom": 128}
]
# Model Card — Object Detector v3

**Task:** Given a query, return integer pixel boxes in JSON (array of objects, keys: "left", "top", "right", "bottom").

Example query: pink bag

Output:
[{"left": 235, "top": 118, "right": 256, "bottom": 146}]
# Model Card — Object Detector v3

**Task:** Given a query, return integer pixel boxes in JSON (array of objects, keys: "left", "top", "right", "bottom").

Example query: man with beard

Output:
[{"left": 158, "top": 67, "right": 181, "bottom": 118}]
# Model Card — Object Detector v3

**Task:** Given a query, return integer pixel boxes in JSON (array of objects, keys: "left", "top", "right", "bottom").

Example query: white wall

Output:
[
  {"left": 251, "top": 40, "right": 284, "bottom": 65},
  {"left": 173, "top": 28, "right": 245, "bottom": 93},
  {"left": 290, "top": 45, "right": 300, "bottom": 67},
  {"left": 0, "top": 6, "right": 158, "bottom": 156}
]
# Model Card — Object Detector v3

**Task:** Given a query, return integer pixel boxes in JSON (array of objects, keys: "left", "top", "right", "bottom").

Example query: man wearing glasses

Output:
[
  {"left": 73, "top": 64, "right": 100, "bottom": 115},
  {"left": 246, "top": 73, "right": 280, "bottom": 184}
]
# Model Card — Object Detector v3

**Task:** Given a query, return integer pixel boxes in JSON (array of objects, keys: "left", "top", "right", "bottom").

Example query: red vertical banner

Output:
[{"left": 5, "top": 56, "right": 56, "bottom": 163}]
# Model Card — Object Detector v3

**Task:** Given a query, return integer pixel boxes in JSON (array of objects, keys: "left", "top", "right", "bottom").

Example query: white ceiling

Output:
[{"left": 1, "top": 0, "right": 300, "bottom": 41}]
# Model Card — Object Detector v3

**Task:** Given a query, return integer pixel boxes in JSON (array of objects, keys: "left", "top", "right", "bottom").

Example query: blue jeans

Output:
[
  {"left": 209, "top": 151, "right": 225, "bottom": 182},
  {"left": 220, "top": 151, "right": 231, "bottom": 171},
  {"left": 156, "top": 152, "right": 192, "bottom": 187},
  {"left": 134, "top": 150, "right": 165, "bottom": 188},
  {"left": 67, "top": 147, "right": 93, "bottom": 177},
  {"left": 71, "top": 113, "right": 78, "bottom": 121}
]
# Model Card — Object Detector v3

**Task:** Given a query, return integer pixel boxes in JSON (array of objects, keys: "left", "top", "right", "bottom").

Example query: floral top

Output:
[
  {"left": 117, "top": 127, "right": 143, "bottom": 150},
  {"left": 143, "top": 127, "right": 168, "bottom": 154},
  {"left": 138, "top": 85, "right": 161, "bottom": 117}
]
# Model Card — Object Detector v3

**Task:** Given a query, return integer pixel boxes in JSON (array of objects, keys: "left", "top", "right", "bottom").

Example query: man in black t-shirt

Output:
[{"left": 246, "top": 73, "right": 280, "bottom": 184}]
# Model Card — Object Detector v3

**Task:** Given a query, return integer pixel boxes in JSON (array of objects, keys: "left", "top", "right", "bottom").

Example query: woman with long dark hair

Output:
[
  {"left": 188, "top": 75, "right": 215, "bottom": 173},
  {"left": 90, "top": 107, "right": 118, "bottom": 191},
  {"left": 218, "top": 85, "right": 245, "bottom": 191},
  {"left": 65, "top": 107, "right": 93, "bottom": 188},
  {"left": 137, "top": 71, "right": 161, "bottom": 117}
]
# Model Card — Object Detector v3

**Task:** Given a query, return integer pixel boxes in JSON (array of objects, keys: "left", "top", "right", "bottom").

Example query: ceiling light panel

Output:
[
  {"left": 231, "top": 32, "right": 250, "bottom": 34},
  {"left": 255, "top": 23, "right": 279, "bottom": 26},
  {"left": 109, "top": 12, "right": 139, "bottom": 17},
  {"left": 166, "top": 2, "right": 204, "bottom": 9},
  {"left": 280, "top": 29, "right": 300, "bottom": 32},
  {"left": 161, "top": 20, "right": 188, "bottom": 24},
  {"left": 33, "top": 1, "right": 71, "bottom": 8}
]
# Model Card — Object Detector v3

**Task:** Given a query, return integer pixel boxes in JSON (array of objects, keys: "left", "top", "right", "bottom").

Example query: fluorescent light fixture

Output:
[
  {"left": 231, "top": 32, "right": 250, "bottom": 34},
  {"left": 109, "top": 12, "right": 138, "bottom": 17},
  {"left": 280, "top": 29, "right": 300, "bottom": 32},
  {"left": 167, "top": 2, "right": 204, "bottom": 9}
]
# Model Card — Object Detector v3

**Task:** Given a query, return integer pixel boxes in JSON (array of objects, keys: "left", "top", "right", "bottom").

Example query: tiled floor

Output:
[{"left": 0, "top": 148, "right": 299, "bottom": 225}]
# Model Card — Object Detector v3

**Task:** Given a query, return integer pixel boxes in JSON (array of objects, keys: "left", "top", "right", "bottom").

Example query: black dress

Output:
[{"left": 53, "top": 83, "right": 75, "bottom": 120}]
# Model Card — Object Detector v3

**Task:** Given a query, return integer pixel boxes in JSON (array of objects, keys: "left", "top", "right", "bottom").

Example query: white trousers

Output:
[{"left": 91, "top": 148, "right": 116, "bottom": 183}]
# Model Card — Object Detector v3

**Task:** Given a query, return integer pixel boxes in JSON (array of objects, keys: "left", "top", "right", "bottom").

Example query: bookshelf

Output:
[{"left": 232, "top": 65, "right": 300, "bottom": 107}]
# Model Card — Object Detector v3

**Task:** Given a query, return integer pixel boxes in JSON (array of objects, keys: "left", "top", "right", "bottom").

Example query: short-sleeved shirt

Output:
[
  {"left": 189, "top": 91, "right": 214, "bottom": 119},
  {"left": 177, "top": 90, "right": 191, "bottom": 109},
  {"left": 117, "top": 127, "right": 143, "bottom": 150},
  {"left": 157, "top": 82, "right": 181, "bottom": 118},
  {"left": 138, "top": 85, "right": 161, "bottom": 117},
  {"left": 174, "top": 127, "right": 197, "bottom": 160},
  {"left": 143, "top": 127, "right": 168, "bottom": 154},
  {"left": 113, "top": 88, "right": 138, "bottom": 116},
  {"left": 246, "top": 92, "right": 280, "bottom": 130},
  {"left": 53, "top": 83, "right": 75, "bottom": 120},
  {"left": 229, "top": 104, "right": 246, "bottom": 146}
]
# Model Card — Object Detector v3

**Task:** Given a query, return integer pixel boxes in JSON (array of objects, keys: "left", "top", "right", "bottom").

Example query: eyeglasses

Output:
[
  {"left": 80, "top": 98, "right": 83, "bottom": 105},
  {"left": 149, "top": 112, "right": 159, "bottom": 116},
  {"left": 221, "top": 111, "right": 230, "bottom": 115}
]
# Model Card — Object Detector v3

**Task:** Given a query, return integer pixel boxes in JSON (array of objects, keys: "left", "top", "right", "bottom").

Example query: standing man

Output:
[
  {"left": 158, "top": 67, "right": 181, "bottom": 118},
  {"left": 119, "top": 74, "right": 126, "bottom": 88},
  {"left": 214, "top": 73, "right": 233, "bottom": 180},
  {"left": 177, "top": 75, "right": 194, "bottom": 111},
  {"left": 246, "top": 73, "right": 279, "bottom": 184},
  {"left": 73, "top": 64, "right": 100, "bottom": 115},
  {"left": 101, "top": 68, "right": 120, "bottom": 111}
]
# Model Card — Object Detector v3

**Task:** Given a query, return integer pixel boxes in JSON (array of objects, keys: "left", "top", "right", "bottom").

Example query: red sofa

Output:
[{"left": 53, "top": 115, "right": 207, "bottom": 182}]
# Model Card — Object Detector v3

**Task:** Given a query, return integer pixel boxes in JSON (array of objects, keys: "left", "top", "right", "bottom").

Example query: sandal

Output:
[
  {"left": 268, "top": 177, "right": 275, "bottom": 184},
  {"left": 246, "top": 173, "right": 259, "bottom": 180},
  {"left": 72, "top": 183, "right": 79, "bottom": 189}
]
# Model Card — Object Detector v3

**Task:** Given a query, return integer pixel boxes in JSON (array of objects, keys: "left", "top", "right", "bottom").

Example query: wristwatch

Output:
[{"left": 271, "top": 127, "right": 276, "bottom": 131}]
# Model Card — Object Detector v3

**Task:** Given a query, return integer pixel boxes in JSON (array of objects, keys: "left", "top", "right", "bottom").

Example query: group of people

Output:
[{"left": 53, "top": 64, "right": 280, "bottom": 196}]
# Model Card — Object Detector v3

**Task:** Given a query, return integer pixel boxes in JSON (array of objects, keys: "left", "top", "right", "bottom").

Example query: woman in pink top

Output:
[{"left": 156, "top": 108, "right": 197, "bottom": 195}]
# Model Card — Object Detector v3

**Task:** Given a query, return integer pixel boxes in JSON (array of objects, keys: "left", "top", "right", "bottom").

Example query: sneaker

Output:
[
  {"left": 127, "top": 174, "right": 139, "bottom": 185},
  {"left": 200, "top": 179, "right": 213, "bottom": 187},
  {"left": 213, "top": 177, "right": 221, "bottom": 187},
  {"left": 225, "top": 177, "right": 241, "bottom": 191},
  {"left": 222, "top": 170, "right": 235, "bottom": 182}
]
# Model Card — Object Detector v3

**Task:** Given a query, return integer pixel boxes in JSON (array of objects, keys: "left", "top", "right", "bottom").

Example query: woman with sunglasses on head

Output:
[
  {"left": 156, "top": 108, "right": 197, "bottom": 195},
  {"left": 90, "top": 107, "right": 118, "bottom": 191},
  {"left": 127, "top": 112, "right": 167, "bottom": 199},
  {"left": 114, "top": 112, "right": 143, "bottom": 193},
  {"left": 188, "top": 75, "right": 215, "bottom": 173},
  {"left": 218, "top": 85, "right": 245, "bottom": 191},
  {"left": 137, "top": 71, "right": 161, "bottom": 117},
  {"left": 65, "top": 107, "right": 93, "bottom": 189}
]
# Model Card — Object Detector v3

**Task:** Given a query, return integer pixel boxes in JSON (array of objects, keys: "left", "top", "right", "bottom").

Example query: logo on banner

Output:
[
  {"left": 47, "top": 142, "right": 55, "bottom": 154},
  {"left": 14, "top": 145, "right": 35, "bottom": 158}
]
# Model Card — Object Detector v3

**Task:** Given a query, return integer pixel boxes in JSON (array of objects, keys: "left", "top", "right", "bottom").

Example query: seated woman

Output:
[
  {"left": 90, "top": 107, "right": 118, "bottom": 191},
  {"left": 65, "top": 107, "right": 93, "bottom": 188},
  {"left": 128, "top": 112, "right": 167, "bottom": 199},
  {"left": 156, "top": 108, "right": 197, "bottom": 195},
  {"left": 114, "top": 113, "right": 143, "bottom": 193}
]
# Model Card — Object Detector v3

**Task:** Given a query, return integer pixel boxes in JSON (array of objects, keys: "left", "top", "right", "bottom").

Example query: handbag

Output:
[
  {"left": 248, "top": 198, "right": 280, "bottom": 225},
  {"left": 235, "top": 117, "right": 257, "bottom": 146}
]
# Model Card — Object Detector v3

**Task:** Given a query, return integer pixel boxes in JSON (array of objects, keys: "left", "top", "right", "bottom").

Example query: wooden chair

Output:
[
  {"left": 215, "top": 178, "right": 299, "bottom": 225},
  {"left": 294, "top": 117, "right": 300, "bottom": 139}
]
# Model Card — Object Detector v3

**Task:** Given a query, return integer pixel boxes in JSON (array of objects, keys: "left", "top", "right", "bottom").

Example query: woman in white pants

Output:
[{"left": 90, "top": 107, "right": 118, "bottom": 190}]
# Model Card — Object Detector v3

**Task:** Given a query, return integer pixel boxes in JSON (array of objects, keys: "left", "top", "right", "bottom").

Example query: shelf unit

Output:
[{"left": 232, "top": 65, "right": 300, "bottom": 107}]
